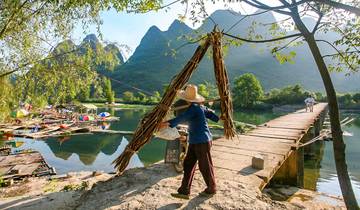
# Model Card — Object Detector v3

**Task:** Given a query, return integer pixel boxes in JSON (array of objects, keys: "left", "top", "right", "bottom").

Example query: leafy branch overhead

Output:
[
  {"left": 235, "top": 0, "right": 360, "bottom": 72},
  {"left": 0, "top": 0, "right": 163, "bottom": 119}
]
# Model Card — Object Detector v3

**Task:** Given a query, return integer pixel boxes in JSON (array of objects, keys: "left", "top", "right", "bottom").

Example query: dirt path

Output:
[{"left": 0, "top": 162, "right": 345, "bottom": 210}]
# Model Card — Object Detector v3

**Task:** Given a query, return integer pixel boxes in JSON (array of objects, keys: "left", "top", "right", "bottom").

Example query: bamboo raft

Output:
[
  {"left": 34, "top": 127, "right": 91, "bottom": 139},
  {"left": 0, "top": 113, "right": 120, "bottom": 139},
  {"left": 10, "top": 126, "right": 92, "bottom": 139},
  {"left": 0, "top": 145, "right": 11, "bottom": 156},
  {"left": 91, "top": 129, "right": 134, "bottom": 135},
  {"left": 0, "top": 151, "right": 55, "bottom": 181},
  {"left": 0, "top": 105, "right": 120, "bottom": 139}
]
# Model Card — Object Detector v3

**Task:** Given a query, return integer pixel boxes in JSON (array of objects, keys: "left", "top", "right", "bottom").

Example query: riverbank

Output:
[
  {"left": 90, "top": 102, "right": 153, "bottom": 109},
  {"left": 0, "top": 162, "right": 345, "bottom": 209}
]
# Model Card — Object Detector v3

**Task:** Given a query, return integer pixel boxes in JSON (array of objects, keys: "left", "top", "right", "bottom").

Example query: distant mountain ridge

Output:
[
  {"left": 53, "top": 34, "right": 125, "bottom": 72},
  {"left": 109, "top": 9, "right": 360, "bottom": 94}
]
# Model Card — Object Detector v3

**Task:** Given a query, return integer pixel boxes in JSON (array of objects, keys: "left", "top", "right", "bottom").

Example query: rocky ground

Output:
[{"left": 0, "top": 162, "right": 346, "bottom": 210}]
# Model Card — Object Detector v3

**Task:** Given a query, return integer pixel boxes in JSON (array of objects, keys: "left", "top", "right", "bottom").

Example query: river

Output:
[{"left": 304, "top": 112, "right": 360, "bottom": 202}]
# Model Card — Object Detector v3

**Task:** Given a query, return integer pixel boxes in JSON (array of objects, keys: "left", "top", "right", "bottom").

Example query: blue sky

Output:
[{"left": 72, "top": 8, "right": 185, "bottom": 59}]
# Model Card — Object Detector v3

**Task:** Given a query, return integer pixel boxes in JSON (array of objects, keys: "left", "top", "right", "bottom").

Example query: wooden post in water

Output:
[{"left": 271, "top": 147, "right": 305, "bottom": 187}]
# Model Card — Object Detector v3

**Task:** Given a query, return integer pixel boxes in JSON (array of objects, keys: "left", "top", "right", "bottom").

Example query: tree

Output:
[
  {"left": 77, "top": 88, "right": 91, "bottom": 102},
  {"left": 198, "top": 81, "right": 218, "bottom": 99},
  {"left": 214, "top": 0, "right": 359, "bottom": 208},
  {"left": 103, "top": 78, "right": 115, "bottom": 103},
  {"left": 286, "top": 3, "right": 359, "bottom": 208},
  {"left": 0, "top": 76, "right": 15, "bottom": 121},
  {"left": 148, "top": 91, "right": 161, "bottom": 103},
  {"left": 314, "top": 92, "right": 325, "bottom": 102},
  {"left": 198, "top": 83, "right": 210, "bottom": 98},
  {"left": 0, "top": 0, "right": 163, "bottom": 119},
  {"left": 352, "top": 93, "right": 360, "bottom": 103},
  {"left": 136, "top": 92, "right": 148, "bottom": 103},
  {"left": 338, "top": 94, "right": 354, "bottom": 106},
  {"left": 122, "top": 91, "right": 135, "bottom": 102},
  {"left": 265, "top": 84, "right": 307, "bottom": 105},
  {"left": 15, "top": 40, "right": 100, "bottom": 105},
  {"left": 0, "top": 0, "right": 163, "bottom": 77},
  {"left": 232, "top": 73, "right": 264, "bottom": 108}
]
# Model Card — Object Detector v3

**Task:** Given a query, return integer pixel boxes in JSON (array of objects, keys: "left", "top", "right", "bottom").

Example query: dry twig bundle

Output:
[
  {"left": 113, "top": 37, "right": 211, "bottom": 174},
  {"left": 211, "top": 31, "right": 236, "bottom": 139}
]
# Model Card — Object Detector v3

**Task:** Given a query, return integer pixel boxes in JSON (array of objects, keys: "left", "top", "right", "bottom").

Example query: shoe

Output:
[
  {"left": 199, "top": 190, "right": 216, "bottom": 197},
  {"left": 171, "top": 193, "right": 190, "bottom": 200}
]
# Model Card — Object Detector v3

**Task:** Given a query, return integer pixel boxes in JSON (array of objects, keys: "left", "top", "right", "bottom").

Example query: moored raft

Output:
[{"left": 0, "top": 150, "right": 56, "bottom": 181}]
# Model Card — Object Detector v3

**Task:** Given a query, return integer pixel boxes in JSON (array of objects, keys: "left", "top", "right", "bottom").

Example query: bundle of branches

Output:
[
  {"left": 211, "top": 31, "right": 236, "bottom": 139},
  {"left": 113, "top": 37, "right": 211, "bottom": 174}
]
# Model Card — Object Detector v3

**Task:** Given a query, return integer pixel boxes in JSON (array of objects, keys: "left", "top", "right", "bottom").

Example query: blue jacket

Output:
[{"left": 168, "top": 103, "right": 219, "bottom": 144}]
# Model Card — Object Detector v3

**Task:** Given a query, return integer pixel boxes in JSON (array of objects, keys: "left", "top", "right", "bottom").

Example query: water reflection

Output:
[
  {"left": 45, "top": 134, "right": 123, "bottom": 165},
  {"left": 11, "top": 108, "right": 278, "bottom": 174},
  {"left": 233, "top": 111, "right": 281, "bottom": 125},
  {"left": 13, "top": 108, "right": 162, "bottom": 174},
  {"left": 304, "top": 141, "right": 325, "bottom": 190},
  {"left": 304, "top": 113, "right": 360, "bottom": 201}
]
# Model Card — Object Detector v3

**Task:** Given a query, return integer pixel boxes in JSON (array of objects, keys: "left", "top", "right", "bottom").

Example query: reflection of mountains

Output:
[{"left": 45, "top": 134, "right": 122, "bottom": 165}]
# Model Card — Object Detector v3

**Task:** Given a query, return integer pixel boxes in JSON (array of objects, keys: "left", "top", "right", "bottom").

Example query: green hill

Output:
[{"left": 109, "top": 10, "right": 360, "bottom": 95}]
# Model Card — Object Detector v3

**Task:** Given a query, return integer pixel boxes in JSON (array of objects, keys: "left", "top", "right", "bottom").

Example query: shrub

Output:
[
  {"left": 353, "top": 93, "right": 360, "bottom": 103},
  {"left": 338, "top": 94, "right": 354, "bottom": 106},
  {"left": 232, "top": 73, "right": 264, "bottom": 108},
  {"left": 264, "top": 84, "right": 308, "bottom": 105}
]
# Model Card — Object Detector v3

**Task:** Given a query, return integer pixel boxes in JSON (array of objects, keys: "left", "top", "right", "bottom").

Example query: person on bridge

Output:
[
  {"left": 159, "top": 84, "right": 220, "bottom": 200},
  {"left": 304, "top": 95, "right": 316, "bottom": 112}
]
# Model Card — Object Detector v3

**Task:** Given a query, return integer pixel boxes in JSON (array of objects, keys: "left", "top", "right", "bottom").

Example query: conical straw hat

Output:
[{"left": 177, "top": 84, "right": 205, "bottom": 103}]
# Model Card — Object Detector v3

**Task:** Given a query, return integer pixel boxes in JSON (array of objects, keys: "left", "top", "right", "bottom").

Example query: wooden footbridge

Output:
[{"left": 211, "top": 103, "right": 328, "bottom": 190}]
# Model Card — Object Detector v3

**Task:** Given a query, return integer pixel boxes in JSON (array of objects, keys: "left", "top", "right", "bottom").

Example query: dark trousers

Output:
[{"left": 178, "top": 141, "right": 216, "bottom": 195}]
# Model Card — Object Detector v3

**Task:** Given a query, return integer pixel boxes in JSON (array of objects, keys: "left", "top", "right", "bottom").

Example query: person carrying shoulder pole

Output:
[{"left": 159, "top": 84, "right": 220, "bottom": 200}]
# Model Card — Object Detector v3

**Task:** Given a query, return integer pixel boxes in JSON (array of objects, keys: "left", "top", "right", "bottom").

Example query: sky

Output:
[{"left": 72, "top": 1, "right": 287, "bottom": 59}]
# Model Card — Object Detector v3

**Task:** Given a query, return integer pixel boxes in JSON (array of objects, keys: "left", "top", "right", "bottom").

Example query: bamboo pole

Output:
[
  {"left": 113, "top": 37, "right": 211, "bottom": 174},
  {"left": 211, "top": 30, "right": 236, "bottom": 139}
]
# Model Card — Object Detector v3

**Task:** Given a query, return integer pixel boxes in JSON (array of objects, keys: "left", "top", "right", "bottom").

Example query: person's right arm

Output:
[{"left": 167, "top": 105, "right": 195, "bottom": 128}]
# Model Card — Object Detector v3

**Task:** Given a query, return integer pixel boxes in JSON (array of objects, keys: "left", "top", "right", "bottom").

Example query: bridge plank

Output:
[
  {"left": 212, "top": 141, "right": 291, "bottom": 156},
  {"left": 234, "top": 135, "right": 296, "bottom": 144},
  {"left": 252, "top": 127, "right": 304, "bottom": 134},
  {"left": 246, "top": 133, "right": 298, "bottom": 140},
  {"left": 212, "top": 145, "right": 288, "bottom": 157},
  {"left": 247, "top": 131, "right": 300, "bottom": 138}
]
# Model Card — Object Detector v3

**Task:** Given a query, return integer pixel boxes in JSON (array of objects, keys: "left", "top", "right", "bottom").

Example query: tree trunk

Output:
[
  {"left": 290, "top": 7, "right": 359, "bottom": 209},
  {"left": 290, "top": 10, "right": 358, "bottom": 209},
  {"left": 306, "top": 34, "right": 358, "bottom": 210}
]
